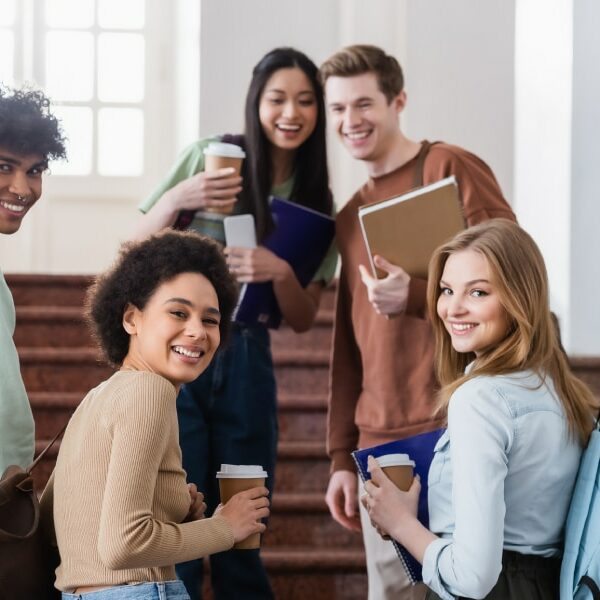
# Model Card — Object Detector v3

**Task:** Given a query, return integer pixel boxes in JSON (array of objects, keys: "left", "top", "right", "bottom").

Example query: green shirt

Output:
[
  {"left": 140, "top": 136, "right": 337, "bottom": 284},
  {"left": 0, "top": 269, "right": 35, "bottom": 473}
]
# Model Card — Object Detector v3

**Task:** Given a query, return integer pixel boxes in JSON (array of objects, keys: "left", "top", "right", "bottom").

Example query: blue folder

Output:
[
  {"left": 352, "top": 428, "right": 445, "bottom": 584},
  {"left": 233, "top": 196, "right": 335, "bottom": 329}
]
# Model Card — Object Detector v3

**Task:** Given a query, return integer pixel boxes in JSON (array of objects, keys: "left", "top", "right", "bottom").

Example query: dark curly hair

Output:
[
  {"left": 0, "top": 85, "right": 66, "bottom": 161},
  {"left": 86, "top": 230, "right": 239, "bottom": 366}
]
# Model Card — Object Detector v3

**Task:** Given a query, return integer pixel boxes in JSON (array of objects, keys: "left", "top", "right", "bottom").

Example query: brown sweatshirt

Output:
[
  {"left": 328, "top": 142, "right": 516, "bottom": 473},
  {"left": 42, "top": 370, "right": 234, "bottom": 592}
]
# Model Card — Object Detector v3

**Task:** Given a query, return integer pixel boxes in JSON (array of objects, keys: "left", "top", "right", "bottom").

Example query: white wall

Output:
[
  {"left": 569, "top": 0, "right": 600, "bottom": 354},
  {"left": 195, "top": 0, "right": 514, "bottom": 209}
]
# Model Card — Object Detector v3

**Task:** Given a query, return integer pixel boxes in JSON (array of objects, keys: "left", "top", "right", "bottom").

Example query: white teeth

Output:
[
  {"left": 452, "top": 323, "right": 476, "bottom": 332},
  {"left": 345, "top": 131, "right": 370, "bottom": 140},
  {"left": 173, "top": 346, "right": 202, "bottom": 358},
  {"left": 277, "top": 124, "right": 301, "bottom": 131},
  {"left": 0, "top": 201, "right": 25, "bottom": 212}
]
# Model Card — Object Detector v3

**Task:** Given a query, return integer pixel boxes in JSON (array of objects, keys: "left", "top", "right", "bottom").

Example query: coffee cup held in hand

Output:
[
  {"left": 203, "top": 142, "right": 246, "bottom": 215},
  {"left": 367, "top": 453, "right": 415, "bottom": 540},
  {"left": 216, "top": 464, "right": 267, "bottom": 549}
]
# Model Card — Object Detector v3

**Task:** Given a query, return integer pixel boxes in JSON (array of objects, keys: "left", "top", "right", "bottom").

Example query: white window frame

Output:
[{"left": 6, "top": 0, "right": 178, "bottom": 199}]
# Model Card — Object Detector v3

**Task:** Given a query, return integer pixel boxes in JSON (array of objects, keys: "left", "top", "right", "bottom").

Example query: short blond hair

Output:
[{"left": 319, "top": 45, "right": 404, "bottom": 103}]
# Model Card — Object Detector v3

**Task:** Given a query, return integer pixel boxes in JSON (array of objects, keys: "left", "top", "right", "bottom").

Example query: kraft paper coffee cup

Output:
[
  {"left": 216, "top": 464, "right": 267, "bottom": 549},
  {"left": 367, "top": 453, "right": 415, "bottom": 540},
  {"left": 369, "top": 453, "right": 416, "bottom": 491},
  {"left": 203, "top": 143, "right": 246, "bottom": 214}
]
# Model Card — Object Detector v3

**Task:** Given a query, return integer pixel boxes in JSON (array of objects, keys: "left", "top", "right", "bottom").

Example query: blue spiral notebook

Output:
[
  {"left": 351, "top": 428, "right": 445, "bottom": 584},
  {"left": 232, "top": 196, "right": 335, "bottom": 329}
]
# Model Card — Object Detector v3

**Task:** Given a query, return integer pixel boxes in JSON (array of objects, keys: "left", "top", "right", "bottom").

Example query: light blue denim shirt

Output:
[{"left": 422, "top": 370, "right": 582, "bottom": 600}]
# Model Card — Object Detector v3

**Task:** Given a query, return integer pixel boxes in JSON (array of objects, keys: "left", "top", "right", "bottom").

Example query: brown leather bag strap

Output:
[
  {"left": 26, "top": 420, "right": 70, "bottom": 475},
  {"left": 412, "top": 140, "right": 441, "bottom": 188}
]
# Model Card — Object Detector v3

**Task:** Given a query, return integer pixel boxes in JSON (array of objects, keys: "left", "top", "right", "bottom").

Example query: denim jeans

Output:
[
  {"left": 175, "top": 323, "right": 277, "bottom": 600},
  {"left": 61, "top": 581, "right": 189, "bottom": 599}
]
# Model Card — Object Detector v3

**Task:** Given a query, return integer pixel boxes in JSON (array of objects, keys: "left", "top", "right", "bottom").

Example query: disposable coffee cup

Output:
[
  {"left": 203, "top": 142, "right": 246, "bottom": 215},
  {"left": 216, "top": 464, "right": 267, "bottom": 549},
  {"left": 367, "top": 453, "right": 415, "bottom": 540},
  {"left": 370, "top": 453, "right": 416, "bottom": 491}
]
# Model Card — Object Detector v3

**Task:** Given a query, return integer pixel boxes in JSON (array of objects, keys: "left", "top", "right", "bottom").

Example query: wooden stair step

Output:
[
  {"left": 270, "top": 311, "right": 333, "bottom": 352},
  {"left": 278, "top": 393, "right": 326, "bottom": 410},
  {"left": 261, "top": 547, "right": 365, "bottom": 572},
  {"left": 266, "top": 493, "right": 363, "bottom": 549},
  {"left": 15, "top": 306, "right": 91, "bottom": 347},
  {"left": 6, "top": 274, "right": 92, "bottom": 306},
  {"left": 202, "top": 547, "right": 367, "bottom": 600}
]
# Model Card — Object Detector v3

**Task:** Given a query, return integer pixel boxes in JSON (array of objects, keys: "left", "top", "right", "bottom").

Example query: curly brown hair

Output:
[{"left": 86, "top": 230, "right": 239, "bottom": 366}]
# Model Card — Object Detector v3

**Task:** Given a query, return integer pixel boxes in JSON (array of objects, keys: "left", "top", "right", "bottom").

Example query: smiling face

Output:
[
  {"left": 437, "top": 249, "right": 510, "bottom": 357},
  {"left": 122, "top": 272, "right": 221, "bottom": 387},
  {"left": 258, "top": 67, "right": 318, "bottom": 152},
  {"left": 325, "top": 72, "right": 404, "bottom": 165},
  {"left": 0, "top": 147, "right": 47, "bottom": 235}
]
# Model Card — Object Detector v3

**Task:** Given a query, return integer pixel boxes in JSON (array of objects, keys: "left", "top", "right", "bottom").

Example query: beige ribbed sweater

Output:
[{"left": 42, "top": 370, "right": 234, "bottom": 592}]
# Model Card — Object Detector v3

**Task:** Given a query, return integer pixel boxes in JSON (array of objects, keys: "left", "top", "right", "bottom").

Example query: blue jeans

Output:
[
  {"left": 61, "top": 581, "right": 189, "bottom": 599},
  {"left": 175, "top": 323, "right": 277, "bottom": 600}
]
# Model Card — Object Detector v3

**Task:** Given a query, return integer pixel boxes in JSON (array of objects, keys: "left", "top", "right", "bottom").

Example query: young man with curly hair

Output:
[
  {"left": 0, "top": 85, "right": 66, "bottom": 473},
  {"left": 319, "top": 46, "right": 516, "bottom": 599}
]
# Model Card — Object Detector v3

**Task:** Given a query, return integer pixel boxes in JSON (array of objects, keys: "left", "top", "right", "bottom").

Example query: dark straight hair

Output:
[{"left": 237, "top": 47, "right": 331, "bottom": 242}]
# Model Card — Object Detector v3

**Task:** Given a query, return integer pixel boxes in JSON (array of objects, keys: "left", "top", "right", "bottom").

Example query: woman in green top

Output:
[{"left": 133, "top": 47, "right": 335, "bottom": 600}]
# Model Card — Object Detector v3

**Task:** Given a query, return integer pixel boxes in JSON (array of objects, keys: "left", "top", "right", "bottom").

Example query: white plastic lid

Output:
[
  {"left": 369, "top": 453, "right": 415, "bottom": 471},
  {"left": 216, "top": 464, "right": 267, "bottom": 478},
  {"left": 204, "top": 142, "right": 246, "bottom": 159}
]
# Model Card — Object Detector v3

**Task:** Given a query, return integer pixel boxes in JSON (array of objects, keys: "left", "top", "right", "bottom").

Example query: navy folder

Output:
[
  {"left": 352, "top": 428, "right": 445, "bottom": 584},
  {"left": 232, "top": 196, "right": 335, "bottom": 329}
]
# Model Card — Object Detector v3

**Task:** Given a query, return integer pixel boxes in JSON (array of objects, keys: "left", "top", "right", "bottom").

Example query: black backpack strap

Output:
[{"left": 580, "top": 575, "right": 600, "bottom": 599}]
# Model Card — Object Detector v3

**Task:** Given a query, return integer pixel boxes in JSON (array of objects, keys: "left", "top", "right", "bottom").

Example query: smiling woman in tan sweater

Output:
[{"left": 41, "top": 231, "right": 270, "bottom": 600}]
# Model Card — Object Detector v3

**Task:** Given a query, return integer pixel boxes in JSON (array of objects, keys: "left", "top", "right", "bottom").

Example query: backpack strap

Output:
[
  {"left": 579, "top": 575, "right": 600, "bottom": 599},
  {"left": 412, "top": 140, "right": 440, "bottom": 188}
]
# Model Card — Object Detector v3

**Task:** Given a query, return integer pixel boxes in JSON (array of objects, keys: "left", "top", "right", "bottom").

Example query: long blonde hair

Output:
[{"left": 427, "top": 219, "right": 598, "bottom": 444}]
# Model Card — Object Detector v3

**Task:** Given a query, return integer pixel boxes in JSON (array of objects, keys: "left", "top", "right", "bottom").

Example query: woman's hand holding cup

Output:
[
  {"left": 214, "top": 486, "right": 270, "bottom": 544},
  {"left": 166, "top": 168, "right": 242, "bottom": 214}
]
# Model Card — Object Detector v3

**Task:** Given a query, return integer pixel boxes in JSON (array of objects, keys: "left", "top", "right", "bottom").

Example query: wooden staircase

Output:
[{"left": 9, "top": 274, "right": 367, "bottom": 600}]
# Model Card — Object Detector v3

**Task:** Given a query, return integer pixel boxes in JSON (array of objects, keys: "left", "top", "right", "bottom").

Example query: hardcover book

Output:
[{"left": 358, "top": 176, "right": 465, "bottom": 279}]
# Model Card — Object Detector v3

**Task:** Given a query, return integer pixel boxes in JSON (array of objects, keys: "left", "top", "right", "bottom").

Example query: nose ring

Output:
[{"left": 17, "top": 195, "right": 25, "bottom": 202}]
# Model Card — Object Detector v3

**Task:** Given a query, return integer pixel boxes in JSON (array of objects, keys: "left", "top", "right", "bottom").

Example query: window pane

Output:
[
  {"left": 98, "top": 108, "right": 143, "bottom": 176},
  {"left": 0, "top": 1, "right": 16, "bottom": 27},
  {"left": 97, "top": 33, "right": 144, "bottom": 102},
  {"left": 45, "top": 0, "right": 94, "bottom": 29},
  {"left": 98, "top": 0, "right": 145, "bottom": 29},
  {"left": 0, "top": 30, "right": 14, "bottom": 86},
  {"left": 50, "top": 106, "right": 93, "bottom": 176},
  {"left": 46, "top": 31, "right": 94, "bottom": 101}
]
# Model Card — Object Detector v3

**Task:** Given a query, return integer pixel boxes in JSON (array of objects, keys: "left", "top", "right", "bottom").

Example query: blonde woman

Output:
[{"left": 363, "top": 219, "right": 598, "bottom": 599}]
